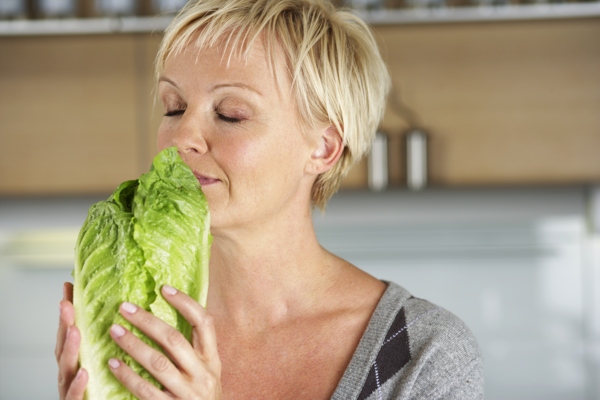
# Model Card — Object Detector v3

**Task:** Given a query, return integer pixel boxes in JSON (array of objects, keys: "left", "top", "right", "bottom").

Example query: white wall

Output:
[
  {"left": 315, "top": 187, "right": 598, "bottom": 400},
  {"left": 0, "top": 187, "right": 598, "bottom": 399}
]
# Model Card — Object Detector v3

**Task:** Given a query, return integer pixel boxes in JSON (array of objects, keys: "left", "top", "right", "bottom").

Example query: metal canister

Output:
[
  {"left": 0, "top": 0, "right": 27, "bottom": 19},
  {"left": 95, "top": 0, "right": 137, "bottom": 16},
  {"left": 37, "top": 0, "right": 76, "bottom": 18},
  {"left": 368, "top": 131, "right": 389, "bottom": 191},
  {"left": 405, "top": 128, "right": 428, "bottom": 191},
  {"left": 152, "top": 0, "right": 188, "bottom": 14}
]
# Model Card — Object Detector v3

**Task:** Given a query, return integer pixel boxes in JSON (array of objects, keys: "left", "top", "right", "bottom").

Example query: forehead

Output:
[{"left": 163, "top": 31, "right": 290, "bottom": 96}]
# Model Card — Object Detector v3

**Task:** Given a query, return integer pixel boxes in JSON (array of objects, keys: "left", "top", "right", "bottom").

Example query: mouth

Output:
[{"left": 193, "top": 171, "right": 220, "bottom": 187}]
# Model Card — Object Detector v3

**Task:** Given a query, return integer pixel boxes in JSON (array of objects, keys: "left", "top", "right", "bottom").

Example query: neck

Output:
[{"left": 205, "top": 204, "right": 339, "bottom": 332}]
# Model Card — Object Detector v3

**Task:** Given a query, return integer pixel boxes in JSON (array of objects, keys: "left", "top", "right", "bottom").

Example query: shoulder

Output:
[
  {"left": 400, "top": 290, "right": 484, "bottom": 399},
  {"left": 353, "top": 282, "right": 484, "bottom": 400}
]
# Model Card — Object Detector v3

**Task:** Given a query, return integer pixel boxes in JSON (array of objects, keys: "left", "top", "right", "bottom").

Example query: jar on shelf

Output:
[
  {"left": 405, "top": 128, "right": 428, "bottom": 191},
  {"left": 152, "top": 0, "right": 188, "bottom": 14},
  {"left": 36, "top": 0, "right": 77, "bottom": 18},
  {"left": 345, "top": 0, "right": 385, "bottom": 10},
  {"left": 95, "top": 0, "right": 137, "bottom": 16},
  {"left": 368, "top": 131, "right": 389, "bottom": 191},
  {"left": 0, "top": 0, "right": 27, "bottom": 19}
]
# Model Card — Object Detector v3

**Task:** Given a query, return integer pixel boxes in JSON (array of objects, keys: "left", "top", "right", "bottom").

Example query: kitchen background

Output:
[{"left": 1, "top": 0, "right": 600, "bottom": 399}]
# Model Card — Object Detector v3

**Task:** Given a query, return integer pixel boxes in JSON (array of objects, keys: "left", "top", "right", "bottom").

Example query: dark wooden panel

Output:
[
  {"left": 373, "top": 18, "right": 600, "bottom": 187},
  {"left": 0, "top": 35, "right": 139, "bottom": 194}
]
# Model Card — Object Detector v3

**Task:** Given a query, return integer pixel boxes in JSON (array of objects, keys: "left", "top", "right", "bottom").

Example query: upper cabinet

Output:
[
  {"left": 0, "top": 35, "right": 158, "bottom": 195},
  {"left": 371, "top": 17, "right": 600, "bottom": 188},
  {"left": 0, "top": 7, "right": 599, "bottom": 195}
]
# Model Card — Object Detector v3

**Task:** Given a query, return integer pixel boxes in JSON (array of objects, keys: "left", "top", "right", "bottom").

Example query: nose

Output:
[{"left": 161, "top": 113, "right": 209, "bottom": 157}]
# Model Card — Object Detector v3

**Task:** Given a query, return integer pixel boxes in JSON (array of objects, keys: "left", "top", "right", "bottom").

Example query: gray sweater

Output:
[{"left": 331, "top": 282, "right": 484, "bottom": 400}]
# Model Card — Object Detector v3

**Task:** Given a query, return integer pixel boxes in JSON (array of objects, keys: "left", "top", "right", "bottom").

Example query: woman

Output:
[{"left": 56, "top": 0, "right": 484, "bottom": 399}]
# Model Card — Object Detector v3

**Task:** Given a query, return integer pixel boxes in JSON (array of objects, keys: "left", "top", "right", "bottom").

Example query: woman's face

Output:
[{"left": 157, "top": 37, "right": 318, "bottom": 233}]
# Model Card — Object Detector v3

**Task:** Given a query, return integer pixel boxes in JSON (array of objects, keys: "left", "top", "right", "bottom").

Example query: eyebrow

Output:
[
  {"left": 158, "top": 76, "right": 263, "bottom": 97},
  {"left": 210, "top": 83, "right": 263, "bottom": 97},
  {"left": 158, "top": 76, "right": 178, "bottom": 87}
]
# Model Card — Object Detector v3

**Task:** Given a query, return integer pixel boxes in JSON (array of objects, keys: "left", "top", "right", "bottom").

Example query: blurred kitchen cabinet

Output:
[
  {"left": 362, "top": 18, "right": 600, "bottom": 189},
  {"left": 1, "top": 17, "right": 599, "bottom": 195},
  {"left": 0, "top": 34, "right": 161, "bottom": 195}
]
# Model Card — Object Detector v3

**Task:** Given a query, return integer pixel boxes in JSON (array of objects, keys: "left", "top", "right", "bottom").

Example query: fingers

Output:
[
  {"left": 161, "top": 286, "right": 220, "bottom": 372},
  {"left": 58, "top": 325, "right": 83, "bottom": 399},
  {"left": 110, "top": 286, "right": 221, "bottom": 398},
  {"left": 56, "top": 283, "right": 75, "bottom": 362},
  {"left": 109, "top": 321, "right": 186, "bottom": 395},
  {"left": 57, "top": 282, "right": 86, "bottom": 399},
  {"left": 56, "top": 301, "right": 75, "bottom": 361},
  {"left": 64, "top": 368, "right": 88, "bottom": 400},
  {"left": 108, "top": 358, "right": 168, "bottom": 400},
  {"left": 64, "top": 282, "right": 74, "bottom": 302}
]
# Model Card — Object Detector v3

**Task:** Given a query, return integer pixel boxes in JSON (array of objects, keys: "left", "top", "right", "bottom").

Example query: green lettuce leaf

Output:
[{"left": 73, "top": 147, "right": 211, "bottom": 399}]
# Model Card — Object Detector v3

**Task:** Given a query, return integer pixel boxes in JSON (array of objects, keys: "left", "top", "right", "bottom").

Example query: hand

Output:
[
  {"left": 108, "top": 285, "right": 222, "bottom": 399},
  {"left": 56, "top": 282, "right": 88, "bottom": 400}
]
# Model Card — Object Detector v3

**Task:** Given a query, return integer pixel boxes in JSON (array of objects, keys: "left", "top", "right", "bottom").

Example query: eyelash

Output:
[
  {"left": 163, "top": 108, "right": 242, "bottom": 124},
  {"left": 164, "top": 109, "right": 184, "bottom": 117},
  {"left": 218, "top": 114, "right": 242, "bottom": 124}
]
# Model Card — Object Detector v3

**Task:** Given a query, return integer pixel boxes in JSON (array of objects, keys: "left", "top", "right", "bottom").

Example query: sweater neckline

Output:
[{"left": 330, "top": 281, "right": 412, "bottom": 400}]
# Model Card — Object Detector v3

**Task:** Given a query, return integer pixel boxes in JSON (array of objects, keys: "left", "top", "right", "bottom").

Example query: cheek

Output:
[
  {"left": 216, "top": 135, "right": 284, "bottom": 189},
  {"left": 218, "top": 139, "right": 259, "bottom": 177},
  {"left": 157, "top": 137, "right": 168, "bottom": 152},
  {"left": 156, "top": 123, "right": 171, "bottom": 151}
]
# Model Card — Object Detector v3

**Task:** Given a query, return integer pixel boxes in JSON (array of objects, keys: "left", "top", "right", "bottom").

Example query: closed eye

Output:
[
  {"left": 164, "top": 109, "right": 185, "bottom": 117},
  {"left": 218, "top": 114, "right": 242, "bottom": 124}
]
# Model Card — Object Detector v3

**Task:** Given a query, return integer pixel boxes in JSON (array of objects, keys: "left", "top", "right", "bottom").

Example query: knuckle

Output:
[
  {"left": 198, "top": 373, "right": 218, "bottom": 392},
  {"left": 202, "top": 314, "right": 214, "bottom": 327},
  {"left": 57, "top": 370, "right": 73, "bottom": 394},
  {"left": 213, "top": 358, "right": 222, "bottom": 375},
  {"left": 139, "top": 311, "right": 154, "bottom": 326},
  {"left": 150, "top": 353, "right": 171, "bottom": 373},
  {"left": 135, "top": 380, "right": 156, "bottom": 398},
  {"left": 121, "top": 334, "right": 140, "bottom": 352},
  {"left": 166, "top": 329, "right": 185, "bottom": 347},
  {"left": 56, "top": 341, "right": 69, "bottom": 363},
  {"left": 205, "top": 376, "right": 218, "bottom": 392},
  {"left": 57, "top": 371, "right": 66, "bottom": 387}
]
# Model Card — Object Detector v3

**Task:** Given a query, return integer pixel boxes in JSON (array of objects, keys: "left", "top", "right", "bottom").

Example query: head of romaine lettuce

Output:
[{"left": 73, "top": 146, "right": 211, "bottom": 399}]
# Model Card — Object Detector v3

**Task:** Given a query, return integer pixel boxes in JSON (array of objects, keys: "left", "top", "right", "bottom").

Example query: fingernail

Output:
[
  {"left": 110, "top": 324, "right": 126, "bottom": 338},
  {"left": 66, "top": 326, "right": 71, "bottom": 340},
  {"left": 75, "top": 369, "right": 83, "bottom": 380},
  {"left": 162, "top": 285, "right": 177, "bottom": 295},
  {"left": 121, "top": 302, "right": 137, "bottom": 314},
  {"left": 108, "top": 358, "right": 120, "bottom": 370}
]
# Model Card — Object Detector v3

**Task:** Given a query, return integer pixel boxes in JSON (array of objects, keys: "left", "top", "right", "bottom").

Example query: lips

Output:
[{"left": 193, "top": 171, "right": 220, "bottom": 187}]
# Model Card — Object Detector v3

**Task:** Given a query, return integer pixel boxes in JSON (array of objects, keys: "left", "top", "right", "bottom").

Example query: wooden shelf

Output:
[
  {"left": 0, "top": 15, "right": 172, "bottom": 36},
  {"left": 0, "top": 2, "right": 599, "bottom": 36},
  {"left": 362, "top": 2, "right": 600, "bottom": 25}
]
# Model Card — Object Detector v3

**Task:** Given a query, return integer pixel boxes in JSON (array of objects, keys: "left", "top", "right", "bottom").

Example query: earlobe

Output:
[{"left": 307, "top": 125, "right": 343, "bottom": 175}]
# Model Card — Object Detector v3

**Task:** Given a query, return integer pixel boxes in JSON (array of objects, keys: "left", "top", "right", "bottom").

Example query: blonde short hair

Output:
[{"left": 156, "top": 0, "right": 390, "bottom": 209}]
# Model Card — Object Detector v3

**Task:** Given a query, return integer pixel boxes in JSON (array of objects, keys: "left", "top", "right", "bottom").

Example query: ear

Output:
[{"left": 305, "top": 125, "right": 344, "bottom": 175}]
